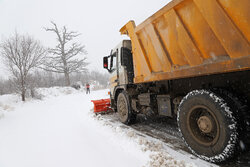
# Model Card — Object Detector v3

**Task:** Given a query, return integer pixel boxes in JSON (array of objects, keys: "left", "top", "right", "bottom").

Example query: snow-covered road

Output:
[
  {"left": 0, "top": 88, "right": 217, "bottom": 167},
  {"left": 0, "top": 89, "right": 148, "bottom": 167}
]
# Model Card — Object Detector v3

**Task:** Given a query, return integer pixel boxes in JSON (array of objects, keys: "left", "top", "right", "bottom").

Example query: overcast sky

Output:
[{"left": 0, "top": 0, "right": 171, "bottom": 78}]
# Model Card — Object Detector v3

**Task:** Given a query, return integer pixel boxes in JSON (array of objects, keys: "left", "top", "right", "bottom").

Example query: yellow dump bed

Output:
[{"left": 120, "top": 0, "right": 250, "bottom": 83}]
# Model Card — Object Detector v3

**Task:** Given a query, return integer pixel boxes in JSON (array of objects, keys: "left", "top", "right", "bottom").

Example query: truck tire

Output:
[
  {"left": 177, "top": 90, "right": 238, "bottom": 163},
  {"left": 117, "top": 91, "right": 136, "bottom": 125},
  {"left": 214, "top": 89, "right": 250, "bottom": 150}
]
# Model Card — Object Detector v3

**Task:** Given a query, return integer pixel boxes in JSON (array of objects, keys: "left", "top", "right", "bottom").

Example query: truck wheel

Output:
[
  {"left": 117, "top": 91, "right": 136, "bottom": 125},
  {"left": 177, "top": 90, "right": 238, "bottom": 162},
  {"left": 214, "top": 89, "right": 250, "bottom": 150}
]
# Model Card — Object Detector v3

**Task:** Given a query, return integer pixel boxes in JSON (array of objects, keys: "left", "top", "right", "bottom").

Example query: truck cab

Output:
[{"left": 103, "top": 40, "right": 134, "bottom": 109}]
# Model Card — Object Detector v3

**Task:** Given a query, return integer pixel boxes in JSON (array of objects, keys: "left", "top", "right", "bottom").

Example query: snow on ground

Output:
[
  {"left": 0, "top": 87, "right": 216, "bottom": 167},
  {"left": 0, "top": 94, "right": 21, "bottom": 119}
]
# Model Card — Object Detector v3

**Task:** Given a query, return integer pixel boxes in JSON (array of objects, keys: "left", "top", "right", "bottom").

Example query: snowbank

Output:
[
  {"left": 0, "top": 87, "right": 78, "bottom": 119},
  {"left": 0, "top": 94, "right": 20, "bottom": 118},
  {"left": 36, "top": 86, "right": 79, "bottom": 98}
]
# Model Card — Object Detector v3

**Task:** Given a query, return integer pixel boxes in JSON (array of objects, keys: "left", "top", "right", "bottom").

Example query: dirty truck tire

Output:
[
  {"left": 177, "top": 90, "right": 238, "bottom": 163},
  {"left": 117, "top": 91, "right": 136, "bottom": 125},
  {"left": 214, "top": 89, "right": 250, "bottom": 151}
]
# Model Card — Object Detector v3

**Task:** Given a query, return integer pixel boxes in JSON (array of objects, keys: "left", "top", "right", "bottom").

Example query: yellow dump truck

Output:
[{"left": 103, "top": 0, "right": 250, "bottom": 162}]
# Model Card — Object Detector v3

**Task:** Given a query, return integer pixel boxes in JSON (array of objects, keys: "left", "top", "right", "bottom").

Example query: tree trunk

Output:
[
  {"left": 21, "top": 90, "right": 26, "bottom": 101},
  {"left": 21, "top": 79, "right": 26, "bottom": 101},
  {"left": 64, "top": 72, "right": 70, "bottom": 86},
  {"left": 30, "top": 88, "right": 35, "bottom": 98}
]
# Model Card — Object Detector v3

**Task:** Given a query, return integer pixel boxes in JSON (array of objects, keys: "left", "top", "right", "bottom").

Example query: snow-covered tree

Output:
[
  {"left": 1, "top": 33, "right": 47, "bottom": 101},
  {"left": 44, "top": 21, "right": 88, "bottom": 86}
]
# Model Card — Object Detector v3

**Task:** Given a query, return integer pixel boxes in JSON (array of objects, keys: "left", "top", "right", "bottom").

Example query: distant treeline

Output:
[{"left": 0, "top": 70, "right": 109, "bottom": 95}]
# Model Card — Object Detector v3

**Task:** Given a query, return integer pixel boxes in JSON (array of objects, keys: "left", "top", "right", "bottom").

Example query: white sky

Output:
[{"left": 0, "top": 0, "right": 171, "bottom": 78}]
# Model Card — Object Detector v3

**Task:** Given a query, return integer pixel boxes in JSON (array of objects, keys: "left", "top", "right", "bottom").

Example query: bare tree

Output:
[
  {"left": 0, "top": 33, "right": 47, "bottom": 101},
  {"left": 44, "top": 21, "right": 88, "bottom": 86}
]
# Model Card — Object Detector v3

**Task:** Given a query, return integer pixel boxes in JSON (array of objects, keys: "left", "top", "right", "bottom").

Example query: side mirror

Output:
[{"left": 103, "top": 57, "right": 108, "bottom": 69}]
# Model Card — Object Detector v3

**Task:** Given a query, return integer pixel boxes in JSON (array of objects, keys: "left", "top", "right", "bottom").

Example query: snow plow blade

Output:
[{"left": 91, "top": 99, "right": 112, "bottom": 113}]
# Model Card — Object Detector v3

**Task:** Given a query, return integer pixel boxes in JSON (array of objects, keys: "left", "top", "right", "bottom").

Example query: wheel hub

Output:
[{"left": 197, "top": 116, "right": 213, "bottom": 133}]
